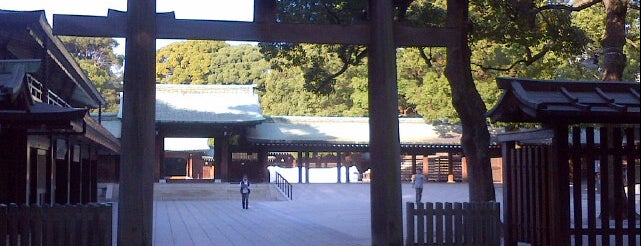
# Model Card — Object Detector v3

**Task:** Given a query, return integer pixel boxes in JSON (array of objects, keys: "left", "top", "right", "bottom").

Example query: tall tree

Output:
[
  {"left": 444, "top": 0, "right": 496, "bottom": 201},
  {"left": 60, "top": 37, "right": 123, "bottom": 112},
  {"left": 260, "top": 0, "right": 500, "bottom": 201}
]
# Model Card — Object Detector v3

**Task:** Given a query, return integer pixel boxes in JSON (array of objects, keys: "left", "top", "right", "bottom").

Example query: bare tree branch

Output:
[
  {"left": 626, "top": 37, "right": 640, "bottom": 49},
  {"left": 418, "top": 47, "right": 433, "bottom": 67}
]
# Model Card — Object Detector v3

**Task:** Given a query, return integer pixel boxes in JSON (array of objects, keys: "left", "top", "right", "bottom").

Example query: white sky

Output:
[{"left": 0, "top": 0, "right": 255, "bottom": 54}]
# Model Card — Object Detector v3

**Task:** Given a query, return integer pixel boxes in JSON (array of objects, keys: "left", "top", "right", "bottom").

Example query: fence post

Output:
[
  {"left": 444, "top": 202, "right": 453, "bottom": 245},
  {"left": 453, "top": 202, "right": 463, "bottom": 245},
  {"left": 80, "top": 204, "right": 91, "bottom": 245},
  {"left": 435, "top": 202, "right": 444, "bottom": 244},
  {"left": 7, "top": 203, "right": 18, "bottom": 245},
  {"left": 101, "top": 203, "right": 113, "bottom": 246},
  {"left": 417, "top": 202, "right": 425, "bottom": 245},
  {"left": 30, "top": 204, "right": 43, "bottom": 246},
  {"left": 405, "top": 202, "right": 414, "bottom": 246},
  {"left": 0, "top": 204, "right": 6, "bottom": 244},
  {"left": 425, "top": 202, "right": 433, "bottom": 245}
]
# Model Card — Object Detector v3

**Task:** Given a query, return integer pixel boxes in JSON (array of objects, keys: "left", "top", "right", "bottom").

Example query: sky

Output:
[{"left": 0, "top": 0, "right": 255, "bottom": 54}]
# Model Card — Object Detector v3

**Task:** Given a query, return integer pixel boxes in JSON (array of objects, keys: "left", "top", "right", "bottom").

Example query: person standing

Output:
[
  {"left": 412, "top": 169, "right": 425, "bottom": 203},
  {"left": 240, "top": 174, "right": 251, "bottom": 209}
]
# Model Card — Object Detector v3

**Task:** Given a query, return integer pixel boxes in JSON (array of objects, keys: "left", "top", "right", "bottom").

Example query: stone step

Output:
[
  {"left": 99, "top": 182, "right": 290, "bottom": 201},
  {"left": 153, "top": 183, "right": 286, "bottom": 201}
]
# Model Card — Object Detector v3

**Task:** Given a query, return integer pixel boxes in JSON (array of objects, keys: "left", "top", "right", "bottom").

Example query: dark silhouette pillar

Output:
[
  {"left": 337, "top": 151, "right": 342, "bottom": 183},
  {"left": 297, "top": 151, "right": 303, "bottom": 183},
  {"left": 118, "top": 0, "right": 156, "bottom": 244},
  {"left": 368, "top": 0, "right": 403, "bottom": 244},
  {"left": 304, "top": 152, "right": 310, "bottom": 183}
]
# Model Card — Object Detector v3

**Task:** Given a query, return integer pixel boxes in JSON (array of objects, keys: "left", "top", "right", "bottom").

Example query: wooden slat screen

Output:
[
  {"left": 405, "top": 201, "right": 500, "bottom": 245},
  {"left": 501, "top": 126, "right": 640, "bottom": 246},
  {"left": 1, "top": 203, "right": 112, "bottom": 246}
]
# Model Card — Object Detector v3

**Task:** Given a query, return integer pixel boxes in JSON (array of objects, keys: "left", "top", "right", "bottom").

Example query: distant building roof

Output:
[
  {"left": 94, "top": 113, "right": 121, "bottom": 138},
  {"left": 119, "top": 84, "right": 265, "bottom": 124},
  {"left": 247, "top": 116, "right": 461, "bottom": 145}
]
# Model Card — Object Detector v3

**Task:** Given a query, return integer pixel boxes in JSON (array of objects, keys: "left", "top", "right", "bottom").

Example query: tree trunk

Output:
[
  {"left": 601, "top": 0, "right": 627, "bottom": 81},
  {"left": 600, "top": 0, "right": 633, "bottom": 220},
  {"left": 445, "top": 0, "right": 495, "bottom": 202}
]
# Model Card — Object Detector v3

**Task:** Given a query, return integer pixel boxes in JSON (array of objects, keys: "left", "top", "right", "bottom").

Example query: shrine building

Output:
[
  {"left": 101, "top": 83, "right": 501, "bottom": 184},
  {"left": 0, "top": 10, "right": 120, "bottom": 205}
]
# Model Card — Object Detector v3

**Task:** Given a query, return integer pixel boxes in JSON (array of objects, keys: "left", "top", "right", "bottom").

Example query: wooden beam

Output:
[{"left": 53, "top": 11, "right": 459, "bottom": 47}]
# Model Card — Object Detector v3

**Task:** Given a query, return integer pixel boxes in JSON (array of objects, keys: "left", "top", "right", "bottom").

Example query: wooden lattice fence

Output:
[
  {"left": 405, "top": 201, "right": 501, "bottom": 246},
  {"left": 0, "top": 203, "right": 112, "bottom": 246}
]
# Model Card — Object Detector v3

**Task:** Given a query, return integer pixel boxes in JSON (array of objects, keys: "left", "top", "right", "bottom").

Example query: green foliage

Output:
[
  {"left": 60, "top": 36, "right": 123, "bottom": 112},
  {"left": 156, "top": 40, "right": 270, "bottom": 87},
  {"left": 156, "top": 40, "right": 227, "bottom": 84},
  {"left": 259, "top": 55, "right": 368, "bottom": 116},
  {"left": 148, "top": 0, "right": 640, "bottom": 122}
]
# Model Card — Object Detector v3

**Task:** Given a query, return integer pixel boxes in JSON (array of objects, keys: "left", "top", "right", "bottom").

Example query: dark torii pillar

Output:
[
  {"left": 368, "top": 0, "right": 403, "bottom": 244},
  {"left": 118, "top": 0, "right": 156, "bottom": 244}
]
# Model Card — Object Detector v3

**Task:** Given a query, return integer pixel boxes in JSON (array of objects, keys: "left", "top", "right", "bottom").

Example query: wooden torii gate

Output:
[{"left": 53, "top": 0, "right": 461, "bottom": 245}]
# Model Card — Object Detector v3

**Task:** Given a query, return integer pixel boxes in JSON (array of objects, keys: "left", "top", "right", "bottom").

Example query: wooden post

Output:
[
  {"left": 501, "top": 141, "right": 515, "bottom": 245},
  {"left": 297, "top": 151, "right": 303, "bottom": 183},
  {"left": 447, "top": 152, "right": 455, "bottom": 183},
  {"left": 405, "top": 202, "right": 414, "bottom": 246},
  {"left": 117, "top": 0, "right": 156, "bottom": 244},
  {"left": 337, "top": 151, "right": 342, "bottom": 183},
  {"left": 549, "top": 125, "right": 570, "bottom": 245},
  {"left": 155, "top": 132, "right": 165, "bottom": 181},
  {"left": 304, "top": 152, "right": 310, "bottom": 183},
  {"left": 368, "top": 0, "right": 403, "bottom": 244},
  {"left": 220, "top": 134, "right": 230, "bottom": 181},
  {"left": 411, "top": 154, "right": 417, "bottom": 176}
]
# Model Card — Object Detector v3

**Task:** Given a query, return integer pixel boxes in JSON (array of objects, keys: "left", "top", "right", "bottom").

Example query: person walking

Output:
[
  {"left": 240, "top": 174, "right": 251, "bottom": 209},
  {"left": 412, "top": 169, "right": 425, "bottom": 203}
]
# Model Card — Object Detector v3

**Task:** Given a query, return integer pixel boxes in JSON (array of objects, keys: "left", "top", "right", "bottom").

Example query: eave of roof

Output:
[
  {"left": 0, "top": 102, "right": 87, "bottom": 125},
  {"left": 247, "top": 116, "right": 462, "bottom": 145},
  {"left": 0, "top": 10, "right": 105, "bottom": 107},
  {"left": 0, "top": 102, "right": 120, "bottom": 153},
  {"left": 488, "top": 77, "right": 640, "bottom": 124}
]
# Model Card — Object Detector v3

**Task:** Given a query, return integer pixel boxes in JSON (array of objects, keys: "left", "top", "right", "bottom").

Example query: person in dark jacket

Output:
[{"left": 240, "top": 174, "right": 251, "bottom": 209}]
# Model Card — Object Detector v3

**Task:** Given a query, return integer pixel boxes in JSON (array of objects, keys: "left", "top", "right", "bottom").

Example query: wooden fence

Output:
[
  {"left": 405, "top": 202, "right": 501, "bottom": 246},
  {"left": 0, "top": 203, "right": 112, "bottom": 246},
  {"left": 500, "top": 126, "right": 640, "bottom": 246}
]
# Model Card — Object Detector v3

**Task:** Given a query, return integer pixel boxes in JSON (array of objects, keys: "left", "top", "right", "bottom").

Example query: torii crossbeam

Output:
[{"left": 53, "top": 1, "right": 460, "bottom": 245}]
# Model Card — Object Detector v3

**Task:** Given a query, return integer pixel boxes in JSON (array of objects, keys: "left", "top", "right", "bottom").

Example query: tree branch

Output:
[
  {"left": 418, "top": 47, "right": 433, "bottom": 67},
  {"left": 626, "top": 37, "right": 640, "bottom": 49},
  {"left": 471, "top": 46, "right": 550, "bottom": 71},
  {"left": 535, "top": 0, "right": 602, "bottom": 14},
  {"left": 629, "top": 1, "right": 640, "bottom": 11}
]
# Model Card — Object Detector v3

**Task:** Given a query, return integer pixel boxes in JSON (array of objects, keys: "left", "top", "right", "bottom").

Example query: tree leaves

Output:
[{"left": 60, "top": 36, "right": 123, "bottom": 112}]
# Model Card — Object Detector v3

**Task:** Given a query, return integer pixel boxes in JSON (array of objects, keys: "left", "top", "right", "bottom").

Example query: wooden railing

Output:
[
  {"left": 0, "top": 203, "right": 112, "bottom": 246},
  {"left": 275, "top": 172, "right": 293, "bottom": 200},
  {"left": 26, "top": 74, "right": 71, "bottom": 108},
  {"left": 405, "top": 202, "right": 500, "bottom": 246}
]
